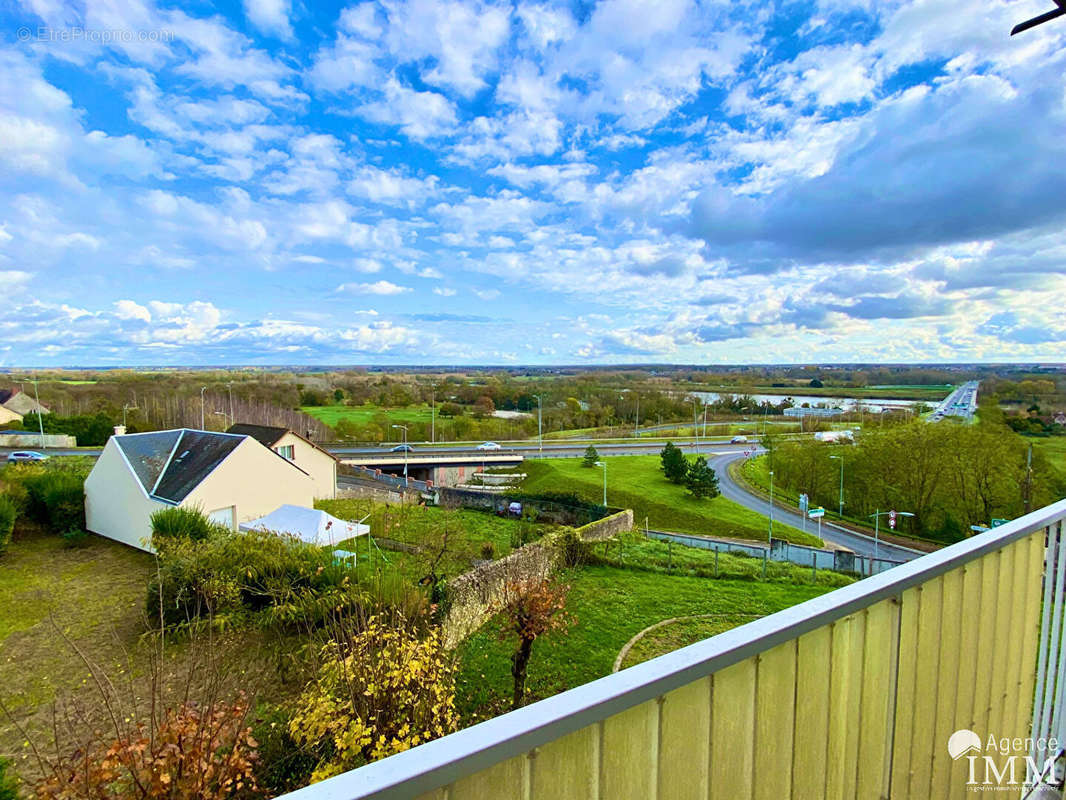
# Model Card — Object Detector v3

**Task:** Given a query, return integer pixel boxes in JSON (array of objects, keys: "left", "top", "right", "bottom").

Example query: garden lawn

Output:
[
  {"left": 316, "top": 499, "right": 539, "bottom": 585},
  {"left": 520, "top": 455, "right": 821, "bottom": 546},
  {"left": 454, "top": 565, "right": 834, "bottom": 724}
]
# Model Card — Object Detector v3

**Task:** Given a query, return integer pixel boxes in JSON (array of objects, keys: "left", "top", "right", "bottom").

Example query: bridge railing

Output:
[{"left": 278, "top": 498, "right": 1066, "bottom": 800}]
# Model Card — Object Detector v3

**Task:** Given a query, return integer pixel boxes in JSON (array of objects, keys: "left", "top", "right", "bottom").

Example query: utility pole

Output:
[
  {"left": 227, "top": 382, "right": 234, "bottom": 426},
  {"left": 200, "top": 386, "right": 207, "bottom": 430},
  {"left": 595, "top": 461, "right": 607, "bottom": 507},
  {"left": 1024, "top": 443, "right": 1033, "bottom": 514},
  {"left": 32, "top": 375, "right": 45, "bottom": 449},
  {"left": 830, "top": 454, "right": 844, "bottom": 518},
  {"left": 693, "top": 400, "right": 700, "bottom": 456},
  {"left": 431, "top": 390, "right": 436, "bottom": 443},
  {"left": 392, "top": 424, "right": 408, "bottom": 487},
  {"left": 534, "top": 394, "right": 543, "bottom": 457},
  {"left": 635, "top": 393, "right": 640, "bottom": 436},
  {"left": 768, "top": 469, "right": 775, "bottom": 543}
]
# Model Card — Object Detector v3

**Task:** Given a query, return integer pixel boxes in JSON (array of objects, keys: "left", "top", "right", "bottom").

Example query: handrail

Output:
[{"left": 278, "top": 497, "right": 1066, "bottom": 800}]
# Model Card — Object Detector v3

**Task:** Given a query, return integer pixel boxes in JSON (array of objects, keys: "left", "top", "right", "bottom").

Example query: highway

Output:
[{"left": 930, "top": 380, "right": 979, "bottom": 422}]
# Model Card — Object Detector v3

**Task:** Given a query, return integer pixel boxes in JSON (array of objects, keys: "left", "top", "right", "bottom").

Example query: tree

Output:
[
  {"left": 289, "top": 617, "right": 459, "bottom": 781},
  {"left": 438, "top": 402, "right": 463, "bottom": 418},
  {"left": 808, "top": 378, "right": 824, "bottom": 388},
  {"left": 500, "top": 580, "right": 573, "bottom": 709},
  {"left": 332, "top": 388, "right": 345, "bottom": 403},
  {"left": 582, "top": 445, "right": 600, "bottom": 467},
  {"left": 472, "top": 395, "right": 496, "bottom": 419},
  {"left": 660, "top": 441, "right": 688, "bottom": 484},
  {"left": 685, "top": 455, "right": 720, "bottom": 499}
]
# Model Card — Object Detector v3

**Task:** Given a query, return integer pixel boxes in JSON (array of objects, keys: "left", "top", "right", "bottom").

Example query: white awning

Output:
[{"left": 239, "top": 504, "right": 369, "bottom": 546}]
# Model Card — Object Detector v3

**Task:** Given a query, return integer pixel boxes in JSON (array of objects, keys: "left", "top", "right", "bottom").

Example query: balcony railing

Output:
[{"left": 279, "top": 498, "right": 1066, "bottom": 800}]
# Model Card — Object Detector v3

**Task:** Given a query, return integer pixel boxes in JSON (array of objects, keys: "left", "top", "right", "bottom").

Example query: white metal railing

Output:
[{"left": 277, "top": 498, "right": 1066, "bottom": 800}]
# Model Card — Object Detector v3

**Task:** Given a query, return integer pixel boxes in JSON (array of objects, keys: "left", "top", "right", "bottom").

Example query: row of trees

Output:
[
  {"left": 660, "top": 442, "right": 720, "bottom": 499},
  {"left": 761, "top": 422, "right": 1065, "bottom": 542}
]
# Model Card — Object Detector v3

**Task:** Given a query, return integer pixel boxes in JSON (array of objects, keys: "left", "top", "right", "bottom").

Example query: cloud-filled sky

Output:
[{"left": 1, "top": 0, "right": 1065, "bottom": 365}]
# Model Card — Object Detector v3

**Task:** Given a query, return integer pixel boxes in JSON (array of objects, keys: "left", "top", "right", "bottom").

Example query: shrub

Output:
[
  {"left": 35, "top": 695, "right": 259, "bottom": 800},
  {"left": 0, "top": 495, "right": 16, "bottom": 555},
  {"left": 250, "top": 704, "right": 316, "bottom": 797},
  {"left": 147, "top": 529, "right": 365, "bottom": 629},
  {"left": 479, "top": 540, "right": 495, "bottom": 560},
  {"left": 0, "top": 756, "right": 18, "bottom": 800},
  {"left": 289, "top": 617, "right": 459, "bottom": 781},
  {"left": 150, "top": 505, "right": 218, "bottom": 547},
  {"left": 22, "top": 471, "right": 85, "bottom": 532},
  {"left": 61, "top": 527, "right": 88, "bottom": 548}
]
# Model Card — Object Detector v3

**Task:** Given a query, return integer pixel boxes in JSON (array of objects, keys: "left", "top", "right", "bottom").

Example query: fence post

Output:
[
  {"left": 811, "top": 550, "right": 817, "bottom": 582},
  {"left": 714, "top": 547, "right": 719, "bottom": 577},
  {"left": 668, "top": 540, "right": 672, "bottom": 572},
  {"left": 762, "top": 549, "right": 767, "bottom": 579}
]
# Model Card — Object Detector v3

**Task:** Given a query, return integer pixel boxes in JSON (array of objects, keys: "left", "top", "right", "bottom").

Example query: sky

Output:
[{"left": 1, "top": 0, "right": 1065, "bottom": 366}]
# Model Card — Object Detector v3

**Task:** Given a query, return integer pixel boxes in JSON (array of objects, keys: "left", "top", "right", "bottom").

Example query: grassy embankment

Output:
[
  {"left": 520, "top": 455, "right": 821, "bottom": 546},
  {"left": 302, "top": 403, "right": 435, "bottom": 427},
  {"left": 455, "top": 565, "right": 836, "bottom": 724}
]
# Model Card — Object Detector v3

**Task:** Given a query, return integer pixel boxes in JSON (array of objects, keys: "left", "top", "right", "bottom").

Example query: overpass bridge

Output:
[{"left": 338, "top": 450, "right": 524, "bottom": 486}]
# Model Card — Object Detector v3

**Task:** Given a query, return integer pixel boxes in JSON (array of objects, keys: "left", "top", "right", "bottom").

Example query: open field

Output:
[
  {"left": 302, "top": 403, "right": 435, "bottom": 428},
  {"left": 454, "top": 565, "right": 835, "bottom": 724},
  {"left": 519, "top": 455, "right": 821, "bottom": 546},
  {"left": 1031, "top": 436, "right": 1066, "bottom": 475}
]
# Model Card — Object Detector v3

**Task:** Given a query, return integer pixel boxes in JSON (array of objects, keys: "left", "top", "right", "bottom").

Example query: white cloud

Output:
[
  {"left": 336, "top": 280, "right": 412, "bottom": 295},
  {"left": 433, "top": 287, "right": 457, "bottom": 296},
  {"left": 243, "top": 0, "right": 294, "bottom": 39}
]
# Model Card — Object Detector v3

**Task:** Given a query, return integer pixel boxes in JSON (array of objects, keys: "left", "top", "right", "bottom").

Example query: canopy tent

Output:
[{"left": 239, "top": 504, "right": 369, "bottom": 547}]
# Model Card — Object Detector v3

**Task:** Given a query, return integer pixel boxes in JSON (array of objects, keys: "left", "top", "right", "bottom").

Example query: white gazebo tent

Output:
[{"left": 239, "top": 504, "right": 369, "bottom": 547}]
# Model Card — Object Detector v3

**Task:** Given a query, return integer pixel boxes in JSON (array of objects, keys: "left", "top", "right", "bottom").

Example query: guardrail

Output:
[{"left": 278, "top": 498, "right": 1066, "bottom": 800}]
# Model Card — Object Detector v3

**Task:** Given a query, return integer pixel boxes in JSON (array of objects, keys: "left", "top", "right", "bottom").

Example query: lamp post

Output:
[
  {"left": 227, "top": 382, "right": 234, "bottom": 427},
  {"left": 692, "top": 399, "right": 700, "bottom": 456},
  {"left": 869, "top": 509, "right": 914, "bottom": 563},
  {"left": 829, "top": 454, "right": 844, "bottom": 518},
  {"left": 594, "top": 461, "right": 607, "bottom": 507},
  {"left": 213, "top": 409, "right": 229, "bottom": 429},
  {"left": 31, "top": 375, "right": 45, "bottom": 449},
  {"left": 768, "top": 469, "right": 775, "bottom": 543},
  {"left": 199, "top": 386, "right": 207, "bottom": 430},
  {"left": 392, "top": 424, "right": 408, "bottom": 486},
  {"left": 122, "top": 403, "right": 138, "bottom": 428},
  {"left": 533, "top": 394, "right": 543, "bottom": 457}
]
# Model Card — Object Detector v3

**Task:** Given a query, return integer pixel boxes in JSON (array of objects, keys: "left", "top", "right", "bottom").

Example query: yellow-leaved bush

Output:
[{"left": 289, "top": 616, "right": 459, "bottom": 782}]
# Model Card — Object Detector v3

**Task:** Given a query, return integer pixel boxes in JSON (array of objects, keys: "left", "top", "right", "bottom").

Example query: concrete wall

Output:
[
  {"left": 0, "top": 433, "right": 77, "bottom": 447},
  {"left": 85, "top": 437, "right": 167, "bottom": 551},
  {"left": 272, "top": 431, "right": 337, "bottom": 499},
  {"left": 184, "top": 437, "right": 315, "bottom": 528}
]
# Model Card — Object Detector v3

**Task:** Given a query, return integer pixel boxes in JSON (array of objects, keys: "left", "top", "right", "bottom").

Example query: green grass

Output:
[
  {"left": 315, "top": 499, "right": 537, "bottom": 584},
  {"left": 519, "top": 455, "right": 821, "bottom": 546},
  {"left": 454, "top": 565, "right": 834, "bottom": 723},
  {"left": 1031, "top": 437, "right": 1066, "bottom": 474},
  {"left": 589, "top": 531, "right": 854, "bottom": 587},
  {"left": 302, "top": 403, "right": 436, "bottom": 428}
]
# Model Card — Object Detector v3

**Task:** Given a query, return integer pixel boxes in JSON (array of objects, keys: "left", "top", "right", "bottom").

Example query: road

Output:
[
  {"left": 708, "top": 450, "right": 922, "bottom": 563},
  {"left": 930, "top": 380, "right": 979, "bottom": 422}
]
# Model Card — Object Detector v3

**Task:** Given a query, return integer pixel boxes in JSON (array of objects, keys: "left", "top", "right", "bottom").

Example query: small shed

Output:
[{"left": 239, "top": 504, "right": 369, "bottom": 547}]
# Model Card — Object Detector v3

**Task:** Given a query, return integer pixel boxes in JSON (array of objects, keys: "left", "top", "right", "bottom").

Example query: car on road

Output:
[
  {"left": 476, "top": 441, "right": 502, "bottom": 450},
  {"left": 6, "top": 451, "right": 49, "bottom": 463},
  {"left": 390, "top": 444, "right": 414, "bottom": 452},
  {"left": 730, "top": 436, "right": 749, "bottom": 444}
]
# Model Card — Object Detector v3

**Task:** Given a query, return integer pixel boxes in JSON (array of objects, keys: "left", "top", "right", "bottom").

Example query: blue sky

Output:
[{"left": 1, "top": 0, "right": 1065, "bottom": 365}]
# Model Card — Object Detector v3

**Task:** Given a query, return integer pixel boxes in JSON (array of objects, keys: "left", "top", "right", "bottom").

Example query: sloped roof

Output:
[
  {"left": 226, "top": 423, "right": 288, "bottom": 448},
  {"left": 113, "top": 429, "right": 247, "bottom": 504}
]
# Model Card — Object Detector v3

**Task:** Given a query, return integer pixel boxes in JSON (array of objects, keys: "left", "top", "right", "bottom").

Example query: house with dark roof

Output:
[
  {"left": 0, "top": 388, "right": 49, "bottom": 418},
  {"left": 227, "top": 423, "right": 337, "bottom": 499},
  {"left": 84, "top": 428, "right": 315, "bottom": 551}
]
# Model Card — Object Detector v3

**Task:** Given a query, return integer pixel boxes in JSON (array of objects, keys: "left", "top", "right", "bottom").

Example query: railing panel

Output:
[
  {"left": 600, "top": 699, "right": 657, "bottom": 800},
  {"left": 450, "top": 755, "right": 524, "bottom": 799},
  {"left": 791, "top": 626, "right": 833, "bottom": 796},
  {"left": 989, "top": 540, "right": 1018, "bottom": 742},
  {"left": 826, "top": 613, "right": 864, "bottom": 800},
  {"left": 709, "top": 658, "right": 757, "bottom": 799},
  {"left": 930, "top": 565, "right": 964, "bottom": 795},
  {"left": 657, "top": 676, "right": 711, "bottom": 800},
  {"left": 855, "top": 598, "right": 900, "bottom": 798},
  {"left": 530, "top": 723, "right": 597, "bottom": 799},
  {"left": 753, "top": 641, "right": 797, "bottom": 800},
  {"left": 890, "top": 584, "right": 921, "bottom": 796}
]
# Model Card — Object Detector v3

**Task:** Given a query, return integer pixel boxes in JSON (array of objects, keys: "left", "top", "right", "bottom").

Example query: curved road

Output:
[{"left": 708, "top": 450, "right": 923, "bottom": 563}]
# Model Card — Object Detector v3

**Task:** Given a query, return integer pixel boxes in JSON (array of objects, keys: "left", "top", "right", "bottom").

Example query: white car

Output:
[
  {"left": 477, "top": 441, "right": 502, "bottom": 451},
  {"left": 730, "top": 436, "right": 749, "bottom": 444},
  {"left": 6, "top": 451, "right": 49, "bottom": 463}
]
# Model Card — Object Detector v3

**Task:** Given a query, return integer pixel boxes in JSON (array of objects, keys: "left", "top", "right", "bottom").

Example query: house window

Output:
[{"left": 277, "top": 444, "right": 294, "bottom": 461}]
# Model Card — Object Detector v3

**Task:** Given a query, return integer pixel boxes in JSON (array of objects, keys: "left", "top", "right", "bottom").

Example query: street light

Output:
[
  {"left": 829, "top": 454, "right": 844, "bottom": 518},
  {"left": 123, "top": 403, "right": 138, "bottom": 428},
  {"left": 533, "top": 394, "right": 543, "bottom": 457},
  {"left": 200, "top": 386, "right": 207, "bottom": 430},
  {"left": 768, "top": 469, "right": 775, "bottom": 543},
  {"left": 594, "top": 461, "right": 607, "bottom": 507},
  {"left": 391, "top": 424, "right": 409, "bottom": 486},
  {"left": 692, "top": 399, "right": 700, "bottom": 456},
  {"left": 869, "top": 509, "right": 915, "bottom": 563}
]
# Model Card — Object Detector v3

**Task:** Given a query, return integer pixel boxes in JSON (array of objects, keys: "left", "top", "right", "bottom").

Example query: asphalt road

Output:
[
  {"left": 930, "top": 380, "right": 979, "bottom": 422},
  {"left": 708, "top": 450, "right": 922, "bottom": 562}
]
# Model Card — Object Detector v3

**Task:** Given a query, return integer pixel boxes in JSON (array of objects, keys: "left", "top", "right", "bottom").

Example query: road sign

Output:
[
  {"left": 889, "top": 510, "right": 897, "bottom": 530},
  {"left": 808, "top": 507, "right": 825, "bottom": 519},
  {"left": 799, "top": 493, "right": 809, "bottom": 513},
  {"left": 991, "top": 518, "right": 1009, "bottom": 528}
]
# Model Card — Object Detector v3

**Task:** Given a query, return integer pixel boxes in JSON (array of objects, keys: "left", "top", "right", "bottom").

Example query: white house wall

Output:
[
  {"left": 272, "top": 431, "right": 337, "bottom": 499},
  {"left": 182, "top": 437, "right": 315, "bottom": 525},
  {"left": 84, "top": 437, "right": 165, "bottom": 552}
]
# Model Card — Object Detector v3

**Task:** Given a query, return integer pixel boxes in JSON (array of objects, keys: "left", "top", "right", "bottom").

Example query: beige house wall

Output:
[
  {"left": 183, "top": 437, "right": 315, "bottom": 527},
  {"left": 270, "top": 431, "right": 336, "bottom": 499},
  {"left": 0, "top": 406, "right": 22, "bottom": 425},
  {"left": 84, "top": 437, "right": 166, "bottom": 551}
]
